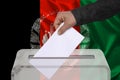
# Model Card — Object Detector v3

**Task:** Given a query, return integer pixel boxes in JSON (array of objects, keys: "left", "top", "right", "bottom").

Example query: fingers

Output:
[
  {"left": 53, "top": 12, "right": 64, "bottom": 29},
  {"left": 58, "top": 23, "right": 71, "bottom": 35},
  {"left": 54, "top": 11, "right": 76, "bottom": 35},
  {"left": 54, "top": 19, "right": 62, "bottom": 29}
]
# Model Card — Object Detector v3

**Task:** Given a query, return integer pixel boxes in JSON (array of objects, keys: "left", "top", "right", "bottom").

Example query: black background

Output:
[{"left": 4, "top": 0, "right": 39, "bottom": 80}]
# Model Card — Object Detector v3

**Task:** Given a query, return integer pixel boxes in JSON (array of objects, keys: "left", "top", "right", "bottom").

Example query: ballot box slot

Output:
[{"left": 28, "top": 55, "right": 95, "bottom": 59}]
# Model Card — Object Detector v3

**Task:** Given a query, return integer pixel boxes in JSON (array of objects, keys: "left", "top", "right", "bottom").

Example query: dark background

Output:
[{"left": 4, "top": 0, "right": 39, "bottom": 80}]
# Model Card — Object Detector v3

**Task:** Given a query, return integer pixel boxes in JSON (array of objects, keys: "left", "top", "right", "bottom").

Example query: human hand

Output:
[{"left": 54, "top": 11, "right": 76, "bottom": 35}]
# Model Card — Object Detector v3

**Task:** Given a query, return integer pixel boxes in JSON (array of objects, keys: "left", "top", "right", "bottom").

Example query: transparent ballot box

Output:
[{"left": 11, "top": 49, "right": 110, "bottom": 80}]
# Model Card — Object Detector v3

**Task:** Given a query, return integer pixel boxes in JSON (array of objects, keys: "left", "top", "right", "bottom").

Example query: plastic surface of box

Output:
[{"left": 11, "top": 49, "right": 110, "bottom": 80}]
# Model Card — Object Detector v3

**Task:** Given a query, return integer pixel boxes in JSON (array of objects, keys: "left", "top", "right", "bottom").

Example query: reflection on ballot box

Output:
[{"left": 11, "top": 49, "right": 110, "bottom": 80}]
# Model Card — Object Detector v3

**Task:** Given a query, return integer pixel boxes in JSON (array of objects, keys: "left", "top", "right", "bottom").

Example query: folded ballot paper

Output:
[{"left": 29, "top": 23, "right": 84, "bottom": 79}]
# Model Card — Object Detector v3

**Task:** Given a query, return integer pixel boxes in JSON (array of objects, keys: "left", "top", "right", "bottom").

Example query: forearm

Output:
[{"left": 72, "top": 0, "right": 120, "bottom": 25}]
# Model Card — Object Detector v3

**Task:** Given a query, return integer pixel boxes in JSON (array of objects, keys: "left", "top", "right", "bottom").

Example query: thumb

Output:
[{"left": 58, "top": 23, "right": 71, "bottom": 35}]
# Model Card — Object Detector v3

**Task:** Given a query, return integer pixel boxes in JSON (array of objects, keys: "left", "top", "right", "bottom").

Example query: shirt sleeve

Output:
[{"left": 71, "top": 0, "right": 120, "bottom": 25}]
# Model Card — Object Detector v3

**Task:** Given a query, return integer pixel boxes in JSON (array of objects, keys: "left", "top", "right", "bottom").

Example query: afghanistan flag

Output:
[
  {"left": 40, "top": 0, "right": 120, "bottom": 80},
  {"left": 80, "top": 0, "right": 120, "bottom": 80}
]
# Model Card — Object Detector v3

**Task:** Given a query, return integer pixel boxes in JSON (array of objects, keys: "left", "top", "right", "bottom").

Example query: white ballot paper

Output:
[{"left": 29, "top": 23, "right": 84, "bottom": 79}]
